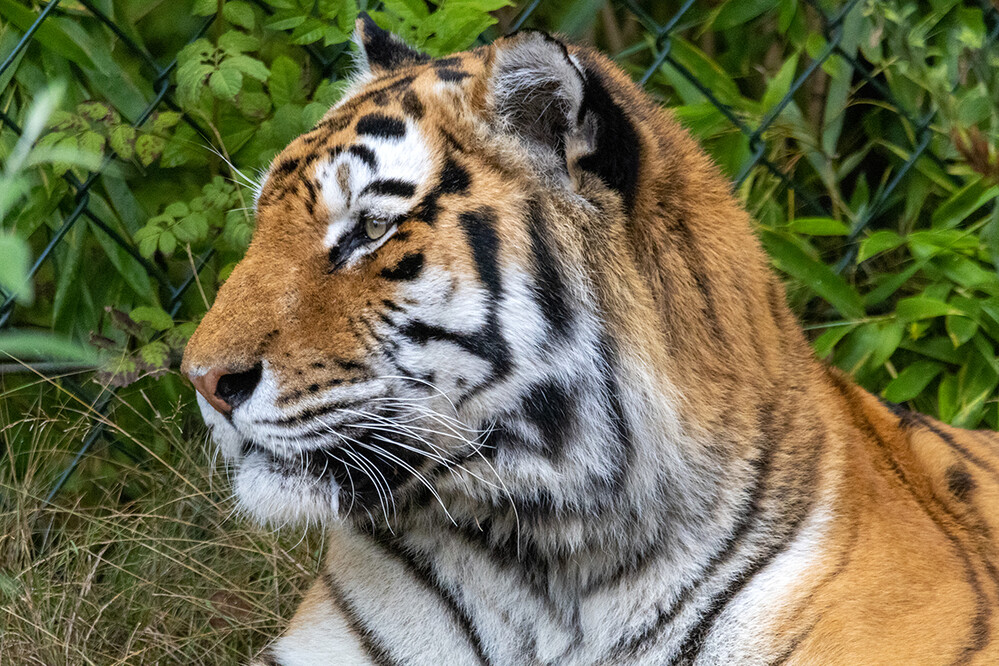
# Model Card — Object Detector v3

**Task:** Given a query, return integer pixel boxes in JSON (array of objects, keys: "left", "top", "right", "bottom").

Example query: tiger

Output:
[{"left": 180, "top": 15, "right": 999, "bottom": 665}]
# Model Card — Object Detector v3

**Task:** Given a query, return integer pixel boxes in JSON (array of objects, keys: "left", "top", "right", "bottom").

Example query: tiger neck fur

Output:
[{"left": 308, "top": 42, "right": 828, "bottom": 661}]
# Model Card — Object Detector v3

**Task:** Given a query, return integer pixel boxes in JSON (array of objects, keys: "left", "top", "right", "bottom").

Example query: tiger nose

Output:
[{"left": 188, "top": 364, "right": 263, "bottom": 416}]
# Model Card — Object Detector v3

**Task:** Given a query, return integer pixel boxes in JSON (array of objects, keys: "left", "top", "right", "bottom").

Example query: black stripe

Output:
[
  {"left": 411, "top": 155, "right": 470, "bottom": 226},
  {"left": 767, "top": 619, "right": 819, "bottom": 666},
  {"left": 363, "top": 179, "right": 416, "bottom": 198},
  {"left": 348, "top": 144, "right": 378, "bottom": 170},
  {"left": 608, "top": 398, "right": 789, "bottom": 660},
  {"left": 324, "top": 75, "right": 417, "bottom": 127},
  {"left": 321, "top": 571, "right": 401, "bottom": 666},
  {"left": 273, "top": 157, "right": 299, "bottom": 177},
  {"left": 910, "top": 411, "right": 999, "bottom": 488},
  {"left": 669, "top": 216, "right": 726, "bottom": 343},
  {"left": 947, "top": 464, "right": 977, "bottom": 502},
  {"left": 381, "top": 252, "right": 424, "bottom": 281},
  {"left": 262, "top": 397, "right": 367, "bottom": 425},
  {"left": 597, "top": 335, "right": 634, "bottom": 493},
  {"left": 437, "top": 156, "right": 471, "bottom": 195},
  {"left": 356, "top": 113, "right": 407, "bottom": 139},
  {"left": 373, "top": 537, "right": 491, "bottom": 665},
  {"left": 526, "top": 202, "right": 572, "bottom": 340},
  {"left": 401, "top": 90, "right": 425, "bottom": 119},
  {"left": 437, "top": 68, "right": 471, "bottom": 83},
  {"left": 669, "top": 433, "right": 821, "bottom": 664},
  {"left": 399, "top": 321, "right": 491, "bottom": 359},
  {"left": 301, "top": 178, "right": 318, "bottom": 216},
  {"left": 522, "top": 379, "right": 577, "bottom": 460},
  {"left": 458, "top": 208, "right": 502, "bottom": 300}
]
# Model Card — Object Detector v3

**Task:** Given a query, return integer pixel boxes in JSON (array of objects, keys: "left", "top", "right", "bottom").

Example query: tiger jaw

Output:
[
  {"left": 194, "top": 390, "right": 343, "bottom": 525},
  {"left": 194, "top": 365, "right": 475, "bottom": 526}
]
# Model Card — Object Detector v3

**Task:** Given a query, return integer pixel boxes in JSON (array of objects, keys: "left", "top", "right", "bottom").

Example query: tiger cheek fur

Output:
[{"left": 183, "top": 16, "right": 999, "bottom": 666}]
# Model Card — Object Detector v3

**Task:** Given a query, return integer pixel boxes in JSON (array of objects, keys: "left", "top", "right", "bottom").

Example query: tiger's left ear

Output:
[
  {"left": 489, "top": 31, "right": 586, "bottom": 173},
  {"left": 353, "top": 14, "right": 429, "bottom": 75}
]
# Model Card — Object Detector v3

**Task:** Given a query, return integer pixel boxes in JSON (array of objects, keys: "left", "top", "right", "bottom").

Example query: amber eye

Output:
[{"left": 364, "top": 215, "right": 390, "bottom": 241}]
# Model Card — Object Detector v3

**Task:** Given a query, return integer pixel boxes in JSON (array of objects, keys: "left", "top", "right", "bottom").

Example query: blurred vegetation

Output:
[{"left": 1, "top": 0, "right": 999, "bottom": 661}]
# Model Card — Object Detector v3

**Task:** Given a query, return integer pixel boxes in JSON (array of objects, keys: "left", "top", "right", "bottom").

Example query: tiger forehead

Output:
[{"left": 257, "top": 53, "right": 485, "bottom": 205}]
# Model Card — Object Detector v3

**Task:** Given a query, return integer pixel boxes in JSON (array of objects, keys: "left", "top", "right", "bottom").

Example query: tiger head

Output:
[{"left": 181, "top": 17, "right": 783, "bottom": 530}]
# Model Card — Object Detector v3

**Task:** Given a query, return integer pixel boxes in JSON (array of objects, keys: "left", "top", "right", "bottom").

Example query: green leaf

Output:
[
  {"left": 210, "top": 67, "right": 244, "bottom": 101},
  {"left": 882, "top": 360, "right": 944, "bottom": 403},
  {"left": 938, "top": 372, "right": 959, "bottom": 423},
  {"left": 138, "top": 340, "right": 171, "bottom": 367},
  {"left": 159, "top": 231, "right": 177, "bottom": 256},
  {"left": 268, "top": 55, "right": 303, "bottom": 107},
  {"left": 223, "top": 1, "right": 255, "bottom": 29},
  {"left": 952, "top": 352, "right": 999, "bottom": 428},
  {"left": 173, "top": 212, "right": 210, "bottom": 243},
  {"left": 761, "top": 230, "right": 865, "bottom": 319},
  {"left": 895, "top": 296, "right": 961, "bottom": 322},
  {"left": 164, "top": 202, "right": 190, "bottom": 218},
  {"left": 226, "top": 55, "right": 270, "bottom": 82},
  {"left": 811, "top": 323, "right": 855, "bottom": 358},
  {"left": 135, "top": 227, "right": 161, "bottom": 258},
  {"left": 857, "top": 230, "right": 904, "bottom": 262},
  {"left": 265, "top": 14, "right": 306, "bottom": 31},
  {"left": 135, "top": 134, "right": 166, "bottom": 166},
  {"left": 218, "top": 31, "right": 260, "bottom": 54},
  {"left": 835, "top": 320, "right": 904, "bottom": 376},
  {"left": 165, "top": 322, "right": 199, "bottom": 349},
  {"left": 761, "top": 53, "right": 799, "bottom": 115},
  {"left": 945, "top": 315, "right": 978, "bottom": 348},
  {"left": 109, "top": 125, "right": 136, "bottom": 159},
  {"left": 931, "top": 180, "right": 999, "bottom": 229},
  {"left": 0, "top": 0, "right": 97, "bottom": 70},
  {"left": 381, "top": 0, "right": 430, "bottom": 23},
  {"left": 130, "top": 305, "right": 174, "bottom": 331},
  {"left": 713, "top": 0, "right": 781, "bottom": 30},
  {"left": 0, "top": 331, "right": 99, "bottom": 363},
  {"left": 0, "top": 235, "right": 32, "bottom": 305},
  {"left": 787, "top": 217, "right": 850, "bottom": 236},
  {"left": 150, "top": 111, "right": 182, "bottom": 134}
]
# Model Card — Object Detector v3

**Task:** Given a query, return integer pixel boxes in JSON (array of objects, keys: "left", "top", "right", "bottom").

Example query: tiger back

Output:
[{"left": 181, "top": 16, "right": 999, "bottom": 665}]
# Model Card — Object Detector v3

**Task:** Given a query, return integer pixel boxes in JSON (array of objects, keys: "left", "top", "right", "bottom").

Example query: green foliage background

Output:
[{"left": 1, "top": 0, "right": 999, "bottom": 659}]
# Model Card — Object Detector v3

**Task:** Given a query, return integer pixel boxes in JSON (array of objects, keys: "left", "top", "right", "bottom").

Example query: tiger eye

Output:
[{"left": 365, "top": 216, "right": 390, "bottom": 240}]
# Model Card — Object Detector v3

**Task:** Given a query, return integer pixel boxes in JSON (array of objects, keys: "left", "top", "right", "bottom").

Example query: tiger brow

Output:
[{"left": 361, "top": 179, "right": 416, "bottom": 199}]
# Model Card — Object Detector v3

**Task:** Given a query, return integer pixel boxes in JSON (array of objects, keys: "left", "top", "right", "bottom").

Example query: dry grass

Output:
[{"left": 0, "top": 375, "right": 322, "bottom": 665}]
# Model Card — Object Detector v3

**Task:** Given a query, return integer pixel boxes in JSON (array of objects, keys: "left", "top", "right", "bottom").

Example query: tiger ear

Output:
[
  {"left": 489, "top": 31, "right": 586, "bottom": 171},
  {"left": 353, "top": 13, "right": 429, "bottom": 75}
]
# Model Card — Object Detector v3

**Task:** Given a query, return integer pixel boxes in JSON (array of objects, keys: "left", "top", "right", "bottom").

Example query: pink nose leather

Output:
[{"left": 189, "top": 367, "right": 232, "bottom": 416}]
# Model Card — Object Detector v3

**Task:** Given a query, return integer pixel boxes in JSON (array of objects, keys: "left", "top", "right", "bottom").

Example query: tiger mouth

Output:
[
  {"left": 238, "top": 432, "right": 427, "bottom": 513},
  {"left": 240, "top": 440, "right": 342, "bottom": 480}
]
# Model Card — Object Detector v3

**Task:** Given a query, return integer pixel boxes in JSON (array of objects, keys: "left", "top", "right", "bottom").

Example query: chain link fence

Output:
[{"left": 2, "top": 0, "right": 999, "bottom": 500}]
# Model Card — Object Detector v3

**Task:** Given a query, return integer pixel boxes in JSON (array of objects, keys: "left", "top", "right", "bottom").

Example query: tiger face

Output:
[{"left": 181, "top": 19, "right": 640, "bottom": 527}]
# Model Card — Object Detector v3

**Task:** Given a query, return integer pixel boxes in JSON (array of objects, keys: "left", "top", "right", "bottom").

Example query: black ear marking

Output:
[
  {"left": 576, "top": 63, "right": 641, "bottom": 212},
  {"left": 354, "top": 13, "right": 430, "bottom": 74}
]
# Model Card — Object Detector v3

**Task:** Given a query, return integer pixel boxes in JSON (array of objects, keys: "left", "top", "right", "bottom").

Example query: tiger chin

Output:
[{"left": 181, "top": 15, "right": 999, "bottom": 666}]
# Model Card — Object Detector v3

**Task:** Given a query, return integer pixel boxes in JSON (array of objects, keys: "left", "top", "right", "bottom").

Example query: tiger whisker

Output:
[
  {"left": 340, "top": 443, "right": 394, "bottom": 529},
  {"left": 349, "top": 434, "right": 458, "bottom": 526}
]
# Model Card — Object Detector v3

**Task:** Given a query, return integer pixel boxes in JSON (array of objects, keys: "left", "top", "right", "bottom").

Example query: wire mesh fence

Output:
[{"left": 2, "top": 0, "right": 999, "bottom": 499}]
